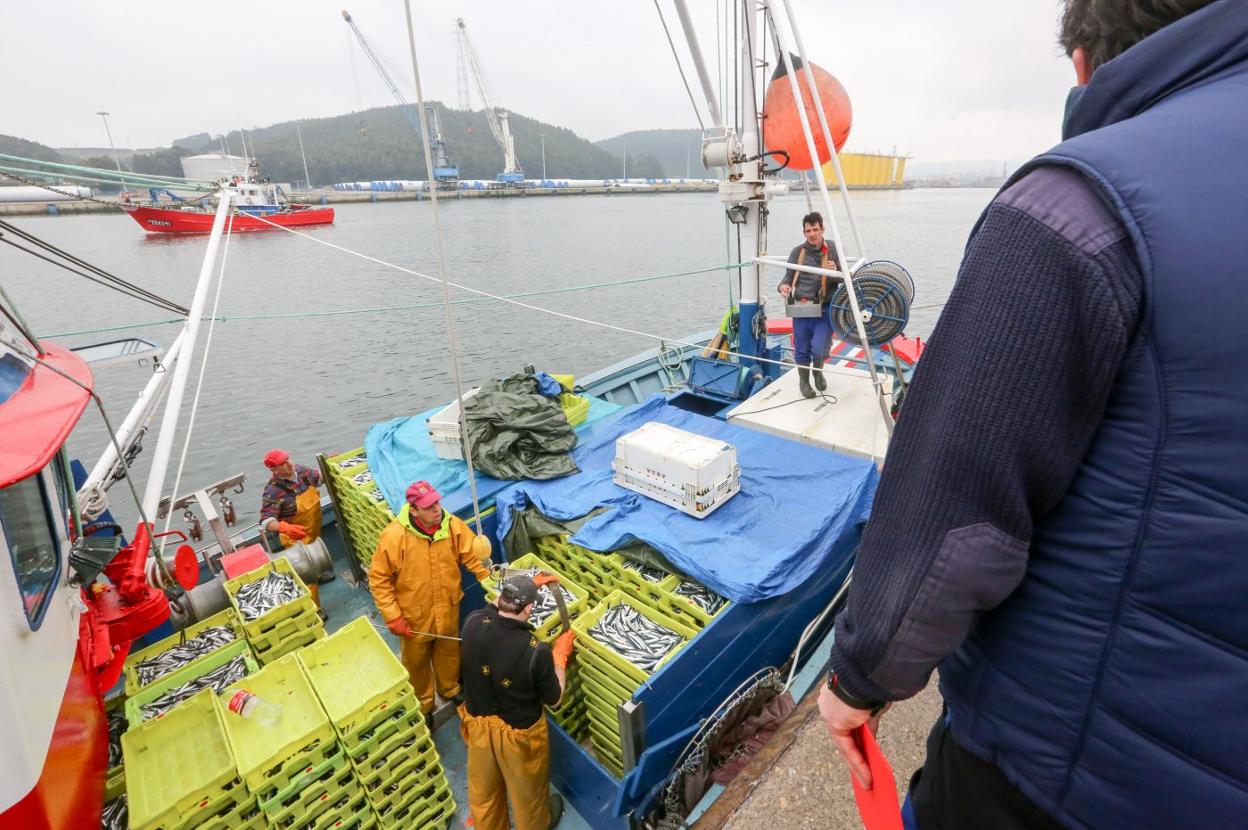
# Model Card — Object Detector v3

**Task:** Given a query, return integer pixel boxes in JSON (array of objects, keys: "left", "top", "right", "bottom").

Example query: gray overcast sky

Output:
[{"left": 4, "top": 1, "right": 1073, "bottom": 164}]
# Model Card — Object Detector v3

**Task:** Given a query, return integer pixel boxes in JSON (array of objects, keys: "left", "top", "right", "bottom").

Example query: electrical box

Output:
[
  {"left": 426, "top": 388, "right": 480, "bottom": 460},
  {"left": 612, "top": 422, "right": 740, "bottom": 519}
]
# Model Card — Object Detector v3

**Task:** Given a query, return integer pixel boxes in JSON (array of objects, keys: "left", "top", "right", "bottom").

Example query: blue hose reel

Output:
[{"left": 827, "top": 259, "right": 914, "bottom": 346}]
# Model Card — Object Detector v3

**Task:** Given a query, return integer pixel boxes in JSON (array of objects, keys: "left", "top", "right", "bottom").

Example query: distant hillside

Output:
[
  {"left": 0, "top": 134, "right": 63, "bottom": 165},
  {"left": 171, "top": 105, "right": 664, "bottom": 186},
  {"left": 598, "top": 129, "right": 705, "bottom": 179}
]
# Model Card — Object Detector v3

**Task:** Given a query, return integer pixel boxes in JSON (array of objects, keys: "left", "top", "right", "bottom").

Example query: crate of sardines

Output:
[
  {"left": 573, "top": 591, "right": 696, "bottom": 686},
  {"left": 224, "top": 556, "right": 318, "bottom": 638},
  {"left": 123, "top": 607, "right": 246, "bottom": 696},
  {"left": 125, "top": 639, "right": 259, "bottom": 727},
  {"left": 482, "top": 553, "right": 589, "bottom": 642}
]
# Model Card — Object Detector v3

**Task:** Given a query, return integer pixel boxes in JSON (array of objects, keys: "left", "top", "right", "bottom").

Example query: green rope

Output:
[
  {"left": 0, "top": 153, "right": 213, "bottom": 186},
  {"left": 41, "top": 262, "right": 748, "bottom": 338},
  {"left": 0, "top": 164, "right": 215, "bottom": 193}
]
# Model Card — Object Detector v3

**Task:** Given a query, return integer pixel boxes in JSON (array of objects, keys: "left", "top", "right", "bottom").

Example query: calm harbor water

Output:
[{"left": 3, "top": 188, "right": 994, "bottom": 529}]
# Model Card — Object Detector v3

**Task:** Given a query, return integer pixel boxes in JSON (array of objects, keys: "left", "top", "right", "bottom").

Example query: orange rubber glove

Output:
[
  {"left": 552, "top": 629, "right": 576, "bottom": 671},
  {"left": 386, "top": 617, "right": 413, "bottom": 638},
  {"left": 276, "top": 521, "right": 307, "bottom": 541},
  {"left": 533, "top": 572, "right": 561, "bottom": 588}
]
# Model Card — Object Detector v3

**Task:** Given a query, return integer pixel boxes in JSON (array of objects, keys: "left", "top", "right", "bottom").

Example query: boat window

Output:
[{"left": 0, "top": 473, "right": 62, "bottom": 630}]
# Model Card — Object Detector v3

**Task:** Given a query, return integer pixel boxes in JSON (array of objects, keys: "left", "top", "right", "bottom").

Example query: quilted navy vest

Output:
[{"left": 939, "top": 3, "right": 1248, "bottom": 827}]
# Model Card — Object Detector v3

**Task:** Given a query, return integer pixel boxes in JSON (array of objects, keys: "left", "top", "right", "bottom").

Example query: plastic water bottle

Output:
[{"left": 226, "top": 690, "right": 283, "bottom": 727}]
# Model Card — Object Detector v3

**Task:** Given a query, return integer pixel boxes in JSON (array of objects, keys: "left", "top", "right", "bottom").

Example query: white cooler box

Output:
[
  {"left": 611, "top": 422, "right": 740, "bottom": 518},
  {"left": 426, "top": 387, "right": 480, "bottom": 460}
]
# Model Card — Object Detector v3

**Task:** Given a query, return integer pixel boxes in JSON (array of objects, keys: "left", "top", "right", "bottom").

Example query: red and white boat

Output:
[{"left": 125, "top": 170, "right": 333, "bottom": 234}]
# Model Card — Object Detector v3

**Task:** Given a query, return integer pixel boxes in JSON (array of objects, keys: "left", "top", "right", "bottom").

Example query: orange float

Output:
[{"left": 762, "top": 56, "right": 852, "bottom": 170}]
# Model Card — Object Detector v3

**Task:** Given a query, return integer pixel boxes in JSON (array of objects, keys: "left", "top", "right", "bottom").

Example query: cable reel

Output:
[{"left": 826, "top": 259, "right": 914, "bottom": 347}]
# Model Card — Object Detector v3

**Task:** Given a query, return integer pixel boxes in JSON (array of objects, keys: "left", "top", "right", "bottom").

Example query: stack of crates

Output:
[
  {"left": 123, "top": 689, "right": 261, "bottom": 830},
  {"left": 104, "top": 695, "right": 128, "bottom": 829},
  {"left": 323, "top": 448, "right": 395, "bottom": 570},
  {"left": 123, "top": 608, "right": 248, "bottom": 696},
  {"left": 571, "top": 591, "right": 697, "bottom": 777},
  {"left": 125, "top": 640, "right": 260, "bottom": 727},
  {"left": 225, "top": 557, "right": 326, "bottom": 665},
  {"left": 533, "top": 536, "right": 623, "bottom": 602},
  {"left": 482, "top": 553, "right": 590, "bottom": 736},
  {"left": 221, "top": 653, "right": 371, "bottom": 830},
  {"left": 300, "top": 618, "right": 456, "bottom": 830}
]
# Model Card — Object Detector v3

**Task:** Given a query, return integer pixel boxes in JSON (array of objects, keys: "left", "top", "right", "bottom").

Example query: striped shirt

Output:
[{"left": 259, "top": 464, "right": 322, "bottom": 523}]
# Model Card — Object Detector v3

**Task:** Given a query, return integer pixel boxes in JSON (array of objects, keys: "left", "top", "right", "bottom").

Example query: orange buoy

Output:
[{"left": 762, "top": 55, "right": 851, "bottom": 170}]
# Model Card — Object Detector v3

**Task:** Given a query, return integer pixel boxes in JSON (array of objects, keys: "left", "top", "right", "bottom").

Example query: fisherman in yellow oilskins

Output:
[
  {"left": 368, "top": 480, "right": 493, "bottom": 725},
  {"left": 459, "top": 572, "right": 576, "bottom": 830}
]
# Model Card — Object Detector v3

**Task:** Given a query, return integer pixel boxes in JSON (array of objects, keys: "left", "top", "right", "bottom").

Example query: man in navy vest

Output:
[{"left": 818, "top": 1, "right": 1247, "bottom": 828}]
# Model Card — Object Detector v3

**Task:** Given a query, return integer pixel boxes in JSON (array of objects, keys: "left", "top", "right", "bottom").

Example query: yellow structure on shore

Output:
[{"left": 819, "top": 152, "right": 908, "bottom": 189}]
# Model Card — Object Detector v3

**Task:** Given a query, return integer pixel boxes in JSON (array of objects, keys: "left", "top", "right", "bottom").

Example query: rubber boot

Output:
[
  {"left": 797, "top": 367, "right": 816, "bottom": 399},
  {"left": 811, "top": 359, "right": 828, "bottom": 392},
  {"left": 547, "top": 793, "right": 565, "bottom": 829}
]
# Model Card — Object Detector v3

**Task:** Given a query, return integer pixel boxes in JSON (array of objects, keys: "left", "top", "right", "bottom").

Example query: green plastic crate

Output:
[
  {"left": 375, "top": 780, "right": 454, "bottom": 830},
  {"left": 124, "top": 608, "right": 247, "bottom": 696},
  {"left": 573, "top": 591, "right": 696, "bottom": 685},
  {"left": 668, "top": 578, "right": 731, "bottom": 626},
  {"left": 613, "top": 576, "right": 706, "bottom": 632},
  {"left": 105, "top": 694, "right": 127, "bottom": 787},
  {"left": 255, "top": 739, "right": 347, "bottom": 805},
  {"left": 263, "top": 764, "right": 359, "bottom": 827},
  {"left": 605, "top": 554, "right": 681, "bottom": 592},
  {"left": 339, "top": 689, "right": 425, "bottom": 751},
  {"left": 358, "top": 741, "right": 440, "bottom": 795},
  {"left": 365, "top": 749, "right": 444, "bottom": 811},
  {"left": 121, "top": 689, "right": 242, "bottom": 830},
  {"left": 482, "top": 552, "right": 589, "bottom": 641},
  {"left": 252, "top": 619, "right": 327, "bottom": 666},
  {"left": 577, "top": 657, "right": 636, "bottom": 703},
  {"left": 126, "top": 639, "right": 259, "bottom": 728},
  {"left": 224, "top": 556, "right": 318, "bottom": 639},
  {"left": 305, "top": 794, "right": 374, "bottom": 830},
  {"left": 344, "top": 706, "right": 423, "bottom": 770},
  {"left": 197, "top": 796, "right": 266, "bottom": 830},
  {"left": 219, "top": 653, "right": 337, "bottom": 792},
  {"left": 298, "top": 617, "right": 411, "bottom": 735},
  {"left": 560, "top": 392, "right": 590, "bottom": 426}
]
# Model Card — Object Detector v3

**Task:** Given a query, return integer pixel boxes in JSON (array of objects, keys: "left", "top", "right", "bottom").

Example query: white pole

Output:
[
  {"left": 403, "top": 0, "right": 485, "bottom": 535},
  {"left": 672, "top": 0, "right": 725, "bottom": 129},
  {"left": 82, "top": 329, "right": 187, "bottom": 491},
  {"left": 738, "top": 1, "right": 761, "bottom": 314},
  {"left": 297, "top": 123, "right": 312, "bottom": 189},
  {"left": 96, "top": 111, "right": 129, "bottom": 192},
  {"left": 140, "top": 191, "right": 234, "bottom": 518},
  {"left": 768, "top": 4, "right": 893, "bottom": 436}
]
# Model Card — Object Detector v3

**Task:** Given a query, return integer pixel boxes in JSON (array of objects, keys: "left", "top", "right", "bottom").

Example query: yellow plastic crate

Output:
[
  {"left": 361, "top": 744, "right": 443, "bottom": 806},
  {"left": 121, "top": 689, "right": 241, "bottom": 830},
  {"left": 375, "top": 780, "right": 455, "bottom": 830},
  {"left": 298, "top": 617, "right": 411, "bottom": 736},
  {"left": 339, "top": 690, "right": 425, "bottom": 752},
  {"left": 252, "top": 618, "right": 327, "bottom": 666},
  {"left": 126, "top": 639, "right": 259, "bottom": 728},
  {"left": 254, "top": 739, "right": 347, "bottom": 806},
  {"left": 573, "top": 591, "right": 696, "bottom": 685},
  {"left": 577, "top": 657, "right": 637, "bottom": 703},
  {"left": 560, "top": 392, "right": 590, "bottom": 427},
  {"left": 344, "top": 706, "right": 422, "bottom": 769},
  {"left": 224, "top": 556, "right": 317, "bottom": 638},
  {"left": 197, "top": 796, "right": 266, "bottom": 830},
  {"left": 124, "top": 608, "right": 246, "bottom": 696},
  {"left": 263, "top": 764, "right": 359, "bottom": 827},
  {"left": 218, "top": 653, "right": 336, "bottom": 792}
]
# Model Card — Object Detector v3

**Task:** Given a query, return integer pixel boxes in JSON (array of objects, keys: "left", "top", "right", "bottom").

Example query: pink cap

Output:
[
  {"left": 406, "top": 480, "right": 441, "bottom": 509},
  {"left": 263, "top": 449, "right": 290, "bottom": 469}
]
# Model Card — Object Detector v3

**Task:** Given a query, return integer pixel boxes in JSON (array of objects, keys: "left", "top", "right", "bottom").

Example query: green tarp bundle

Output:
[{"left": 462, "top": 373, "right": 579, "bottom": 481}]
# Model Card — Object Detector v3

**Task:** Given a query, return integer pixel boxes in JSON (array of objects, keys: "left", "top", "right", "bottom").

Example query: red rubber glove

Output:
[
  {"left": 533, "top": 572, "right": 561, "bottom": 588},
  {"left": 277, "top": 521, "right": 307, "bottom": 541},
  {"left": 552, "top": 629, "right": 576, "bottom": 671},
  {"left": 386, "top": 617, "right": 413, "bottom": 638}
]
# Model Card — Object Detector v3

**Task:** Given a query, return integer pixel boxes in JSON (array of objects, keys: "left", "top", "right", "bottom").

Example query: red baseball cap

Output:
[
  {"left": 263, "top": 449, "right": 290, "bottom": 469},
  {"left": 406, "top": 480, "right": 441, "bottom": 509}
]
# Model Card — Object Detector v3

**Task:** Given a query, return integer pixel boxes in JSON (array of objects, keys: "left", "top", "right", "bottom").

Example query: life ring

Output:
[{"left": 245, "top": 197, "right": 254, "bottom": 205}]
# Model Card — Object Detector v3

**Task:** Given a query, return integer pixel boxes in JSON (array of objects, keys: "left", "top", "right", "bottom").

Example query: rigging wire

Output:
[
  {"left": 0, "top": 219, "right": 189, "bottom": 314},
  {"left": 652, "top": 0, "right": 707, "bottom": 133}
]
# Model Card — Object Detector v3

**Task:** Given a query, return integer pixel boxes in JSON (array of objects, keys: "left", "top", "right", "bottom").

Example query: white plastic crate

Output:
[
  {"left": 426, "top": 387, "right": 480, "bottom": 460},
  {"left": 611, "top": 422, "right": 740, "bottom": 518}
]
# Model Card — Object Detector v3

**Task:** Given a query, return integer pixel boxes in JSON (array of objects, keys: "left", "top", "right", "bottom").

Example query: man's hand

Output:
[
  {"left": 386, "top": 617, "right": 414, "bottom": 638},
  {"left": 779, "top": 283, "right": 793, "bottom": 298},
  {"left": 276, "top": 521, "right": 307, "bottom": 541},
  {"left": 818, "top": 681, "right": 877, "bottom": 789}
]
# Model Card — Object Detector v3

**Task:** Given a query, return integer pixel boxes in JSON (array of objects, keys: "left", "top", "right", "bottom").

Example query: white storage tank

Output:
[
  {"left": 0, "top": 185, "right": 92, "bottom": 203},
  {"left": 612, "top": 422, "right": 740, "bottom": 518},
  {"left": 180, "top": 153, "right": 248, "bottom": 182}
]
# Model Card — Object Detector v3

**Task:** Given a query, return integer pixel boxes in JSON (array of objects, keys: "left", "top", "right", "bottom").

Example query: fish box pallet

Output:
[
  {"left": 219, "top": 653, "right": 338, "bottom": 793},
  {"left": 611, "top": 421, "right": 740, "bottom": 518},
  {"left": 126, "top": 640, "right": 259, "bottom": 727},
  {"left": 123, "top": 607, "right": 246, "bottom": 696},
  {"left": 121, "top": 689, "right": 246, "bottom": 830},
  {"left": 483, "top": 552, "right": 589, "bottom": 641}
]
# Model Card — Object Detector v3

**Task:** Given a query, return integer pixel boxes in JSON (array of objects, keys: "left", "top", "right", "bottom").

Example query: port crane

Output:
[
  {"left": 341, "top": 9, "right": 459, "bottom": 185},
  {"left": 455, "top": 18, "right": 525, "bottom": 185}
]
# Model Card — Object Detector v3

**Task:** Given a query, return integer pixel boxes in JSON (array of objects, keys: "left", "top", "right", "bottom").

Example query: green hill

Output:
[
  {"left": 175, "top": 105, "right": 665, "bottom": 186},
  {"left": 0, "top": 134, "right": 63, "bottom": 165},
  {"left": 598, "top": 129, "right": 708, "bottom": 179}
]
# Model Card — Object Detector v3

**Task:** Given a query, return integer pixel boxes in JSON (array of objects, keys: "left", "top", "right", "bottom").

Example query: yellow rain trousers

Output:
[
  {"left": 369, "top": 506, "right": 490, "bottom": 713},
  {"left": 281, "top": 485, "right": 324, "bottom": 607},
  {"left": 459, "top": 705, "right": 552, "bottom": 830}
]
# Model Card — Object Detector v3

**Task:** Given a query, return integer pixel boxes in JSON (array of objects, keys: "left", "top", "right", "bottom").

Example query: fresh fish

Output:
[
  {"left": 588, "top": 604, "right": 684, "bottom": 673},
  {"left": 350, "top": 470, "right": 374, "bottom": 486},
  {"left": 234, "top": 571, "right": 302, "bottom": 621},
  {"left": 673, "top": 580, "right": 726, "bottom": 615},
  {"left": 106, "top": 710, "right": 127, "bottom": 768},
  {"left": 336, "top": 454, "right": 368, "bottom": 469},
  {"left": 139, "top": 656, "right": 251, "bottom": 720},
  {"left": 135, "top": 626, "right": 236, "bottom": 686},
  {"left": 621, "top": 558, "right": 669, "bottom": 584},
  {"left": 102, "top": 795, "right": 127, "bottom": 830}
]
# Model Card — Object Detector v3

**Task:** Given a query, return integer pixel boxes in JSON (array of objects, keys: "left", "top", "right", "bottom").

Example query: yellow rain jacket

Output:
[{"left": 369, "top": 505, "right": 490, "bottom": 637}]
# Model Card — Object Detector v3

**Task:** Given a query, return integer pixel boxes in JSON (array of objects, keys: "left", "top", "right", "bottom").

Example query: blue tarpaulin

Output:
[
  {"left": 494, "top": 396, "right": 878, "bottom": 604},
  {"left": 365, "top": 396, "right": 622, "bottom": 514}
]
